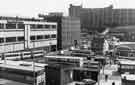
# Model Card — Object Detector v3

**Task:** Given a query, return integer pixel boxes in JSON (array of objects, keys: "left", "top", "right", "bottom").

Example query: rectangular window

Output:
[
  {"left": 0, "top": 24, "right": 4, "bottom": 29},
  {"left": 18, "top": 24, "right": 25, "bottom": 29},
  {"left": 0, "top": 38, "right": 4, "bottom": 43},
  {"left": 37, "top": 35, "right": 43, "bottom": 40},
  {"left": 17, "top": 37, "right": 24, "bottom": 41},
  {"left": 30, "top": 24, "right": 37, "bottom": 29},
  {"left": 6, "top": 37, "right": 16, "bottom": 42},
  {"left": 44, "top": 35, "right": 50, "bottom": 39},
  {"left": 30, "top": 36, "right": 36, "bottom": 40},
  {"left": 51, "top": 34, "right": 56, "bottom": 38},
  {"left": 45, "top": 25, "right": 50, "bottom": 29},
  {"left": 37, "top": 24, "right": 43, "bottom": 28},
  {"left": 6, "top": 23, "right": 16, "bottom": 29},
  {"left": 52, "top": 25, "right": 56, "bottom": 29}
]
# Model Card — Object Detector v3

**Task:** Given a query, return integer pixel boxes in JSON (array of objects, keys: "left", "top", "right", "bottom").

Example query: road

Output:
[{"left": 97, "top": 64, "right": 121, "bottom": 85}]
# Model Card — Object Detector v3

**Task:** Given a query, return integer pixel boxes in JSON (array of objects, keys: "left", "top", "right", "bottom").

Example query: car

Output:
[
  {"left": 75, "top": 81, "right": 85, "bottom": 85},
  {"left": 82, "top": 79, "right": 96, "bottom": 85}
]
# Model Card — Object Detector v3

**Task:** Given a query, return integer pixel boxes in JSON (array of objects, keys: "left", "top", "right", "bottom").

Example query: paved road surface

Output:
[{"left": 97, "top": 64, "right": 121, "bottom": 85}]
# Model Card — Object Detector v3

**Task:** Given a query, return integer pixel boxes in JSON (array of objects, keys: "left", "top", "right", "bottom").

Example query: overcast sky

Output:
[{"left": 0, "top": 0, "right": 134, "bottom": 17}]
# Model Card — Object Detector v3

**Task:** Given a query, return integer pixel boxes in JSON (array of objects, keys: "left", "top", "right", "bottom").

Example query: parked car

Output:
[{"left": 82, "top": 79, "right": 96, "bottom": 85}]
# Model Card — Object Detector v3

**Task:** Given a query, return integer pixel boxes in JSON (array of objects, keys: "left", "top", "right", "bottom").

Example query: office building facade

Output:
[{"left": 0, "top": 16, "right": 57, "bottom": 55}]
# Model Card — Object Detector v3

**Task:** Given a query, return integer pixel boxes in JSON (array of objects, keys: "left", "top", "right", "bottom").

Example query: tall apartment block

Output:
[
  {"left": 69, "top": 4, "right": 135, "bottom": 33},
  {"left": 39, "top": 13, "right": 81, "bottom": 50}
]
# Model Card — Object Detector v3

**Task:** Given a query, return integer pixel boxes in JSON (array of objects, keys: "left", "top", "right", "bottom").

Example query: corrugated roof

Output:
[
  {"left": 111, "top": 25, "right": 135, "bottom": 32},
  {"left": 0, "top": 79, "right": 29, "bottom": 85},
  {"left": 118, "top": 44, "right": 135, "bottom": 50}
]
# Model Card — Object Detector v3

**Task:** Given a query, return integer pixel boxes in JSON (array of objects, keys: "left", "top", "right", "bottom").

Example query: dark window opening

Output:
[
  {"left": 18, "top": 24, "right": 25, "bottom": 29},
  {"left": 6, "top": 37, "right": 16, "bottom": 42},
  {"left": 37, "top": 35, "right": 43, "bottom": 40},
  {"left": 30, "top": 24, "right": 37, "bottom": 29},
  {"left": 44, "top": 35, "right": 50, "bottom": 39},
  {"left": 6, "top": 23, "right": 16, "bottom": 29},
  {"left": 37, "top": 24, "right": 43, "bottom": 28},
  {"left": 17, "top": 37, "right": 24, "bottom": 41},
  {"left": 0, "top": 24, "right": 4, "bottom": 29},
  {"left": 52, "top": 25, "right": 56, "bottom": 29},
  {"left": 30, "top": 36, "right": 36, "bottom": 40},
  {"left": 0, "top": 38, "right": 4, "bottom": 43},
  {"left": 51, "top": 34, "right": 56, "bottom": 38},
  {"left": 45, "top": 25, "right": 50, "bottom": 29}
]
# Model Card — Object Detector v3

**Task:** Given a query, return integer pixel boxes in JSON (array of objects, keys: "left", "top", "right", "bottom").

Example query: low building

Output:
[
  {"left": 46, "top": 63, "right": 74, "bottom": 85},
  {"left": 118, "top": 60, "right": 135, "bottom": 74},
  {"left": 73, "top": 60, "right": 100, "bottom": 81},
  {"left": 121, "top": 74, "right": 135, "bottom": 85},
  {"left": 0, "top": 78, "right": 29, "bottom": 85},
  {"left": 0, "top": 60, "right": 47, "bottom": 85},
  {"left": 24, "top": 55, "right": 99, "bottom": 84},
  {"left": 115, "top": 42, "right": 135, "bottom": 59},
  {"left": 119, "top": 60, "right": 135, "bottom": 85},
  {"left": 109, "top": 25, "right": 135, "bottom": 42}
]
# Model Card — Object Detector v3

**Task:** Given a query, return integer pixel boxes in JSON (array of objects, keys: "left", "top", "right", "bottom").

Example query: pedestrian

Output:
[{"left": 112, "top": 82, "right": 115, "bottom": 85}]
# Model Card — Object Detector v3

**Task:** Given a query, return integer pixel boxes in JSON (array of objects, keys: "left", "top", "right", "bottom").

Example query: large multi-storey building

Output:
[
  {"left": 0, "top": 16, "right": 57, "bottom": 55},
  {"left": 39, "top": 13, "right": 80, "bottom": 50},
  {"left": 69, "top": 4, "right": 113, "bottom": 32},
  {"left": 69, "top": 4, "right": 135, "bottom": 32},
  {"left": 61, "top": 17, "right": 80, "bottom": 49}
]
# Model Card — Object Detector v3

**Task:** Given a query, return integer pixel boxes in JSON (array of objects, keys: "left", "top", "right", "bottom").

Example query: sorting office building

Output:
[{"left": 0, "top": 16, "right": 57, "bottom": 58}]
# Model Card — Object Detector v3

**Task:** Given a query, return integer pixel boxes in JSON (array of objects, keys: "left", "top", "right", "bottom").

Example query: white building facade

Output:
[{"left": 0, "top": 17, "right": 57, "bottom": 56}]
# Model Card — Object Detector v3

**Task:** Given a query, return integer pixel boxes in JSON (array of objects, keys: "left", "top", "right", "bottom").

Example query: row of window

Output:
[
  {"left": 0, "top": 34, "right": 56, "bottom": 43},
  {"left": 0, "top": 23, "right": 56, "bottom": 29},
  {"left": 0, "top": 37, "right": 24, "bottom": 43},
  {"left": 30, "top": 24, "right": 56, "bottom": 29},
  {"left": 30, "top": 34, "right": 56, "bottom": 41}
]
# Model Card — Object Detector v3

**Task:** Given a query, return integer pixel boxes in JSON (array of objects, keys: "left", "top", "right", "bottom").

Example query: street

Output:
[{"left": 97, "top": 64, "right": 121, "bottom": 85}]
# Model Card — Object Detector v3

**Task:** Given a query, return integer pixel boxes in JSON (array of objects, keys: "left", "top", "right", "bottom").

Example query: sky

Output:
[{"left": 0, "top": 0, "right": 134, "bottom": 17}]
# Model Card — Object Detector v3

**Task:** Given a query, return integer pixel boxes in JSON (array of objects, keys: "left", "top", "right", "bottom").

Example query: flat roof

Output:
[
  {"left": 72, "top": 67, "right": 99, "bottom": 72},
  {"left": 0, "top": 78, "right": 29, "bottom": 85},
  {"left": 23, "top": 21, "right": 57, "bottom": 25},
  {"left": 0, "top": 19, "right": 57, "bottom": 25},
  {"left": 0, "top": 63, "right": 43, "bottom": 72},
  {"left": 47, "top": 62, "right": 76, "bottom": 69},
  {"left": 118, "top": 42, "right": 135, "bottom": 49},
  {"left": 0, "top": 60, "right": 47, "bottom": 72},
  {"left": 119, "top": 60, "right": 135, "bottom": 65},
  {"left": 83, "top": 60, "right": 99, "bottom": 64},
  {"left": 0, "top": 60, "right": 48, "bottom": 67},
  {"left": 45, "top": 55, "right": 86, "bottom": 60},
  {"left": 111, "top": 25, "right": 135, "bottom": 32},
  {"left": 121, "top": 74, "right": 135, "bottom": 80}
]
